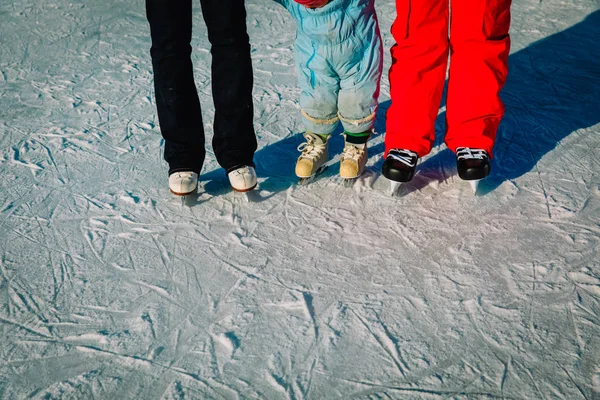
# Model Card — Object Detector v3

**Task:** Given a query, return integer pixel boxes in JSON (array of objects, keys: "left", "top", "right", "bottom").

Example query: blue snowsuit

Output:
[{"left": 273, "top": 0, "right": 383, "bottom": 135}]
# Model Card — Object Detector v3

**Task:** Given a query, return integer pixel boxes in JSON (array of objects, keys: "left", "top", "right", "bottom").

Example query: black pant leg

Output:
[
  {"left": 200, "top": 0, "right": 257, "bottom": 172},
  {"left": 146, "top": 0, "right": 205, "bottom": 175}
]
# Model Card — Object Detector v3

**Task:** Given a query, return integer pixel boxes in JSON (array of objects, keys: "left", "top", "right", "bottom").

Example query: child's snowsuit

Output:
[
  {"left": 274, "top": 0, "right": 383, "bottom": 135},
  {"left": 385, "top": 0, "right": 512, "bottom": 157}
]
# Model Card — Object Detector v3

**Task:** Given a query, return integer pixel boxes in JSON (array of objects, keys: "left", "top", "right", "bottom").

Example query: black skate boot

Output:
[
  {"left": 382, "top": 149, "right": 419, "bottom": 194},
  {"left": 456, "top": 147, "right": 490, "bottom": 193}
]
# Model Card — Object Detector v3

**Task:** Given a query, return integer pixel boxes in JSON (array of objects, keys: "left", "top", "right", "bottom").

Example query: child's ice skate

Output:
[
  {"left": 456, "top": 147, "right": 490, "bottom": 194},
  {"left": 340, "top": 134, "right": 369, "bottom": 186},
  {"left": 228, "top": 165, "right": 257, "bottom": 192},
  {"left": 296, "top": 132, "right": 329, "bottom": 184},
  {"left": 169, "top": 171, "right": 199, "bottom": 196},
  {"left": 382, "top": 149, "right": 419, "bottom": 195}
]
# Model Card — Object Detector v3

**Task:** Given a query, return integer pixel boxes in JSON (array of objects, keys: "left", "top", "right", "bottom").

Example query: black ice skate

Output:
[
  {"left": 456, "top": 147, "right": 490, "bottom": 194},
  {"left": 382, "top": 149, "right": 419, "bottom": 195}
]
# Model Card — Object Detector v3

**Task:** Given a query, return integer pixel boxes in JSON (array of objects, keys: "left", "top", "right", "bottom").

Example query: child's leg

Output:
[
  {"left": 295, "top": 42, "right": 339, "bottom": 177},
  {"left": 385, "top": 0, "right": 449, "bottom": 157},
  {"left": 445, "top": 0, "right": 511, "bottom": 157},
  {"left": 337, "top": 29, "right": 383, "bottom": 139},
  {"left": 296, "top": 42, "right": 341, "bottom": 136},
  {"left": 335, "top": 24, "right": 383, "bottom": 179}
]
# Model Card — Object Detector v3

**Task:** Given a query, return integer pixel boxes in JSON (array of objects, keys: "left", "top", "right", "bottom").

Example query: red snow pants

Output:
[{"left": 385, "top": 0, "right": 511, "bottom": 157}]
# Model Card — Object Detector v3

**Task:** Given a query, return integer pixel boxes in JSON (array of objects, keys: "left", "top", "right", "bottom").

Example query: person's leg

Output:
[
  {"left": 337, "top": 14, "right": 382, "bottom": 137},
  {"left": 146, "top": 0, "right": 205, "bottom": 175},
  {"left": 200, "top": 0, "right": 257, "bottom": 173},
  {"left": 336, "top": 15, "right": 383, "bottom": 179},
  {"left": 294, "top": 39, "right": 340, "bottom": 178},
  {"left": 385, "top": 0, "right": 449, "bottom": 157},
  {"left": 445, "top": 0, "right": 511, "bottom": 156},
  {"left": 296, "top": 41, "right": 341, "bottom": 136}
]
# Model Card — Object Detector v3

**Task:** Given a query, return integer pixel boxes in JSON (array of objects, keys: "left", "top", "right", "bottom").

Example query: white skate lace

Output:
[
  {"left": 456, "top": 147, "right": 488, "bottom": 161},
  {"left": 341, "top": 143, "right": 364, "bottom": 163},
  {"left": 172, "top": 172, "right": 194, "bottom": 181},
  {"left": 230, "top": 166, "right": 251, "bottom": 178},
  {"left": 297, "top": 134, "right": 326, "bottom": 161},
  {"left": 388, "top": 149, "right": 418, "bottom": 167}
]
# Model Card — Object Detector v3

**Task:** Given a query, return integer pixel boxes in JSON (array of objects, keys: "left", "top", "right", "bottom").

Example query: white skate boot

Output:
[
  {"left": 169, "top": 171, "right": 199, "bottom": 196},
  {"left": 228, "top": 165, "right": 257, "bottom": 192}
]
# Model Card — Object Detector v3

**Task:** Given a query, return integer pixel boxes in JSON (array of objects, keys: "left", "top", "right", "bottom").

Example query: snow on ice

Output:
[{"left": 1, "top": 0, "right": 599, "bottom": 398}]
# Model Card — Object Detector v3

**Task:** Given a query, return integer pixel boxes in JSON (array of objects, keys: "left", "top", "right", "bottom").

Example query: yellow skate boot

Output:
[
  {"left": 340, "top": 132, "right": 370, "bottom": 179},
  {"left": 296, "top": 132, "right": 329, "bottom": 179}
]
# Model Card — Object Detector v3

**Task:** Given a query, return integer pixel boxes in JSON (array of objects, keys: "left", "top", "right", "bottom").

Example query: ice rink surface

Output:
[{"left": 1, "top": 0, "right": 599, "bottom": 398}]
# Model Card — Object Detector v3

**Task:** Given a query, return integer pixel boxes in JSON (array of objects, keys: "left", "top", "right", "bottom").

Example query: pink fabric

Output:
[{"left": 293, "top": 0, "right": 329, "bottom": 8}]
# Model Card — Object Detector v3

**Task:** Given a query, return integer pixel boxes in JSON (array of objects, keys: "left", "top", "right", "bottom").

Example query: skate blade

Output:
[
  {"left": 231, "top": 183, "right": 257, "bottom": 193},
  {"left": 468, "top": 179, "right": 481, "bottom": 194},
  {"left": 340, "top": 170, "right": 362, "bottom": 188},
  {"left": 170, "top": 188, "right": 196, "bottom": 197},
  {"left": 390, "top": 181, "right": 401, "bottom": 196},
  {"left": 343, "top": 178, "right": 357, "bottom": 188},
  {"left": 297, "top": 166, "right": 327, "bottom": 185}
]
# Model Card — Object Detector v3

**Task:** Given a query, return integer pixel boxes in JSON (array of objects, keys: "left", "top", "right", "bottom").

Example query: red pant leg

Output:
[
  {"left": 445, "top": 0, "right": 512, "bottom": 156},
  {"left": 386, "top": 0, "right": 449, "bottom": 157}
]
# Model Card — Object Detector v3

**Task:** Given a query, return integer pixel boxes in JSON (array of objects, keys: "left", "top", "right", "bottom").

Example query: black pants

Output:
[{"left": 146, "top": 0, "right": 257, "bottom": 175}]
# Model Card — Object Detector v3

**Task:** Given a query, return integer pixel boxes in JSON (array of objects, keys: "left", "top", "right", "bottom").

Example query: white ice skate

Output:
[
  {"left": 296, "top": 132, "right": 329, "bottom": 183},
  {"left": 228, "top": 165, "right": 257, "bottom": 192},
  {"left": 169, "top": 171, "right": 199, "bottom": 196}
]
